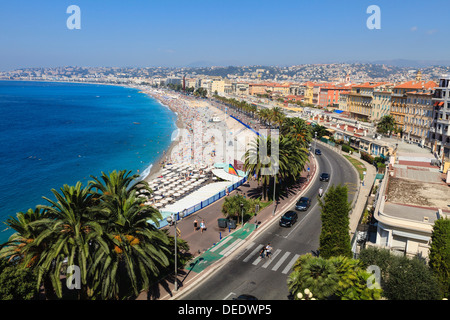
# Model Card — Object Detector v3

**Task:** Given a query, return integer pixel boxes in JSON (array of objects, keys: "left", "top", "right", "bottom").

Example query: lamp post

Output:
[
  {"left": 166, "top": 210, "right": 184, "bottom": 292},
  {"left": 272, "top": 161, "right": 278, "bottom": 216},
  {"left": 240, "top": 202, "right": 244, "bottom": 229},
  {"left": 314, "top": 131, "right": 318, "bottom": 152}
]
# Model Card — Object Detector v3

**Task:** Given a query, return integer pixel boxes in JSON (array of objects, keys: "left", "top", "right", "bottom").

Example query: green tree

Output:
[
  {"left": 376, "top": 115, "right": 397, "bottom": 135},
  {"left": 318, "top": 184, "right": 352, "bottom": 259},
  {"left": 281, "top": 117, "right": 312, "bottom": 149},
  {"left": 34, "top": 182, "right": 104, "bottom": 299},
  {"left": 359, "top": 247, "right": 442, "bottom": 300},
  {"left": 88, "top": 170, "right": 172, "bottom": 300},
  {"left": 287, "top": 254, "right": 382, "bottom": 300},
  {"left": 287, "top": 254, "right": 339, "bottom": 300},
  {"left": 428, "top": 218, "right": 450, "bottom": 298},
  {"left": 222, "top": 194, "right": 251, "bottom": 225},
  {"left": 0, "top": 258, "right": 38, "bottom": 300},
  {"left": 311, "top": 124, "right": 329, "bottom": 139}
]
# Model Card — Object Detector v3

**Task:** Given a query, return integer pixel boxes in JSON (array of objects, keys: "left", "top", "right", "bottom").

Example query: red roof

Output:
[{"left": 394, "top": 80, "right": 437, "bottom": 90}]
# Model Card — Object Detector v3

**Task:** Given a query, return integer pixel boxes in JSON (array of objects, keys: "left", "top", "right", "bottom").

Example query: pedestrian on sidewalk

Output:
[
  {"left": 200, "top": 220, "right": 206, "bottom": 233},
  {"left": 193, "top": 219, "right": 198, "bottom": 231},
  {"left": 265, "top": 243, "right": 272, "bottom": 259}
]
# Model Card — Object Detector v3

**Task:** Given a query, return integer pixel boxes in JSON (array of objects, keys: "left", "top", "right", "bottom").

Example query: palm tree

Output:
[
  {"left": 243, "top": 135, "right": 278, "bottom": 200},
  {"left": 287, "top": 253, "right": 339, "bottom": 300},
  {"left": 281, "top": 117, "right": 312, "bottom": 149},
  {"left": 0, "top": 207, "right": 49, "bottom": 268},
  {"left": 34, "top": 182, "right": 105, "bottom": 299},
  {"left": 88, "top": 170, "right": 171, "bottom": 299},
  {"left": 222, "top": 194, "right": 250, "bottom": 225},
  {"left": 269, "top": 107, "right": 286, "bottom": 128}
]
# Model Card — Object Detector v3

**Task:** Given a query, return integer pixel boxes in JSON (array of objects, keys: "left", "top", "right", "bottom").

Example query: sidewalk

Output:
[{"left": 137, "top": 156, "right": 318, "bottom": 300}]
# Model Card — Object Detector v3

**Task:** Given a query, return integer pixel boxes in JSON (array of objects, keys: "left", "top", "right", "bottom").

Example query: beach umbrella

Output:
[{"left": 173, "top": 192, "right": 181, "bottom": 197}]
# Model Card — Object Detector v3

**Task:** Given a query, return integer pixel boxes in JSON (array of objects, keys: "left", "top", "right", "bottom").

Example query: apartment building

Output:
[
  {"left": 303, "top": 81, "right": 316, "bottom": 104},
  {"left": 430, "top": 74, "right": 450, "bottom": 159},
  {"left": 232, "top": 82, "right": 249, "bottom": 96},
  {"left": 390, "top": 78, "right": 436, "bottom": 131},
  {"left": 318, "top": 84, "right": 352, "bottom": 108},
  {"left": 347, "top": 82, "right": 392, "bottom": 122},
  {"left": 403, "top": 86, "right": 435, "bottom": 147},
  {"left": 371, "top": 86, "right": 393, "bottom": 121}
]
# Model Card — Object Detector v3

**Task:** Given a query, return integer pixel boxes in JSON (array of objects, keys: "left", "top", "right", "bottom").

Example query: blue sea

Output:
[{"left": 0, "top": 81, "right": 177, "bottom": 244}]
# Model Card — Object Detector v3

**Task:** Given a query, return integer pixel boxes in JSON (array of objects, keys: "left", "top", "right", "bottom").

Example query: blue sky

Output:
[{"left": 0, "top": 0, "right": 448, "bottom": 70}]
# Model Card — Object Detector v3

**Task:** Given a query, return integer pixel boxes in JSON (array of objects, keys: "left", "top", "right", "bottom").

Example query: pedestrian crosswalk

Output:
[{"left": 237, "top": 241, "right": 300, "bottom": 274}]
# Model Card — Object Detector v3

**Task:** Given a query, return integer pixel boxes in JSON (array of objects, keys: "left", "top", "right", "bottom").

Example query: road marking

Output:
[
  {"left": 209, "top": 236, "right": 233, "bottom": 252},
  {"left": 282, "top": 254, "right": 300, "bottom": 274},
  {"left": 261, "top": 249, "right": 281, "bottom": 268},
  {"left": 223, "top": 292, "right": 236, "bottom": 300},
  {"left": 243, "top": 244, "right": 263, "bottom": 262},
  {"left": 221, "top": 238, "right": 245, "bottom": 257},
  {"left": 271, "top": 252, "right": 290, "bottom": 271},
  {"left": 234, "top": 241, "right": 255, "bottom": 260}
]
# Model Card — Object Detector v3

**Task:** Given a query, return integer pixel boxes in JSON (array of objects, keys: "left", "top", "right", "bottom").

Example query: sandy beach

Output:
[{"left": 138, "top": 87, "right": 257, "bottom": 185}]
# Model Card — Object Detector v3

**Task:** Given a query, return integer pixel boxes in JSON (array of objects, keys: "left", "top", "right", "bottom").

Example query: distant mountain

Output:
[
  {"left": 370, "top": 59, "right": 450, "bottom": 68},
  {"left": 186, "top": 60, "right": 215, "bottom": 68}
]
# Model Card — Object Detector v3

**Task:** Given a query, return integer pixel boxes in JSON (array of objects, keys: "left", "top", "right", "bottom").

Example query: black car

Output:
[
  {"left": 295, "top": 197, "right": 311, "bottom": 211},
  {"left": 320, "top": 173, "right": 330, "bottom": 182},
  {"left": 315, "top": 149, "right": 322, "bottom": 155},
  {"left": 279, "top": 211, "right": 298, "bottom": 227}
]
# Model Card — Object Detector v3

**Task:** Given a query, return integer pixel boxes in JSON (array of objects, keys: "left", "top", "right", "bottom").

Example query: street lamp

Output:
[
  {"left": 166, "top": 210, "right": 184, "bottom": 292},
  {"left": 272, "top": 162, "right": 278, "bottom": 217},
  {"left": 240, "top": 202, "right": 244, "bottom": 229},
  {"left": 314, "top": 131, "right": 318, "bottom": 152}
]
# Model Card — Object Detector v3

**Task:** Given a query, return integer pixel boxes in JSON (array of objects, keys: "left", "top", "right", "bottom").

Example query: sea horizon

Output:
[{"left": 0, "top": 80, "right": 177, "bottom": 244}]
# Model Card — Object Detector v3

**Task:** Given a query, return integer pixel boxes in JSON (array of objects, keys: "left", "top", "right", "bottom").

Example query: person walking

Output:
[
  {"left": 193, "top": 219, "right": 198, "bottom": 231},
  {"left": 265, "top": 243, "right": 273, "bottom": 259},
  {"left": 200, "top": 220, "right": 206, "bottom": 233},
  {"left": 259, "top": 247, "right": 266, "bottom": 259}
]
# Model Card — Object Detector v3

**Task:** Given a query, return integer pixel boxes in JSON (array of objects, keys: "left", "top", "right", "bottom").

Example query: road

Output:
[{"left": 181, "top": 145, "right": 359, "bottom": 300}]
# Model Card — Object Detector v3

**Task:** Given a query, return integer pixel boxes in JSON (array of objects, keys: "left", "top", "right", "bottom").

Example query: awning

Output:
[
  {"left": 334, "top": 110, "right": 344, "bottom": 114},
  {"left": 439, "top": 102, "right": 445, "bottom": 106},
  {"left": 392, "top": 230, "right": 430, "bottom": 242}
]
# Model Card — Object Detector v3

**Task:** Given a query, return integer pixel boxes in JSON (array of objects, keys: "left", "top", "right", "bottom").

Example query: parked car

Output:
[
  {"left": 315, "top": 149, "right": 322, "bottom": 155},
  {"left": 319, "top": 172, "right": 330, "bottom": 182},
  {"left": 295, "top": 197, "right": 311, "bottom": 211},
  {"left": 279, "top": 211, "right": 298, "bottom": 227}
]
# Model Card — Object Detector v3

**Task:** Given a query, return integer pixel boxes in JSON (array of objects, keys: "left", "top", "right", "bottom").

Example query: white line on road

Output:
[
  {"left": 262, "top": 249, "right": 281, "bottom": 268},
  {"left": 271, "top": 251, "right": 290, "bottom": 271},
  {"left": 282, "top": 254, "right": 300, "bottom": 274},
  {"left": 243, "top": 244, "right": 263, "bottom": 262},
  {"left": 223, "top": 292, "right": 236, "bottom": 300},
  {"left": 234, "top": 241, "right": 255, "bottom": 260}
]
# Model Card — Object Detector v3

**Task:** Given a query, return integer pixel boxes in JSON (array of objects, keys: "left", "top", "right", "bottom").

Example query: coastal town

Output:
[{"left": 1, "top": 62, "right": 450, "bottom": 302}]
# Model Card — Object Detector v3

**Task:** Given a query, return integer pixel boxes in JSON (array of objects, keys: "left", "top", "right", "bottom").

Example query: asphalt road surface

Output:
[{"left": 181, "top": 145, "right": 359, "bottom": 300}]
